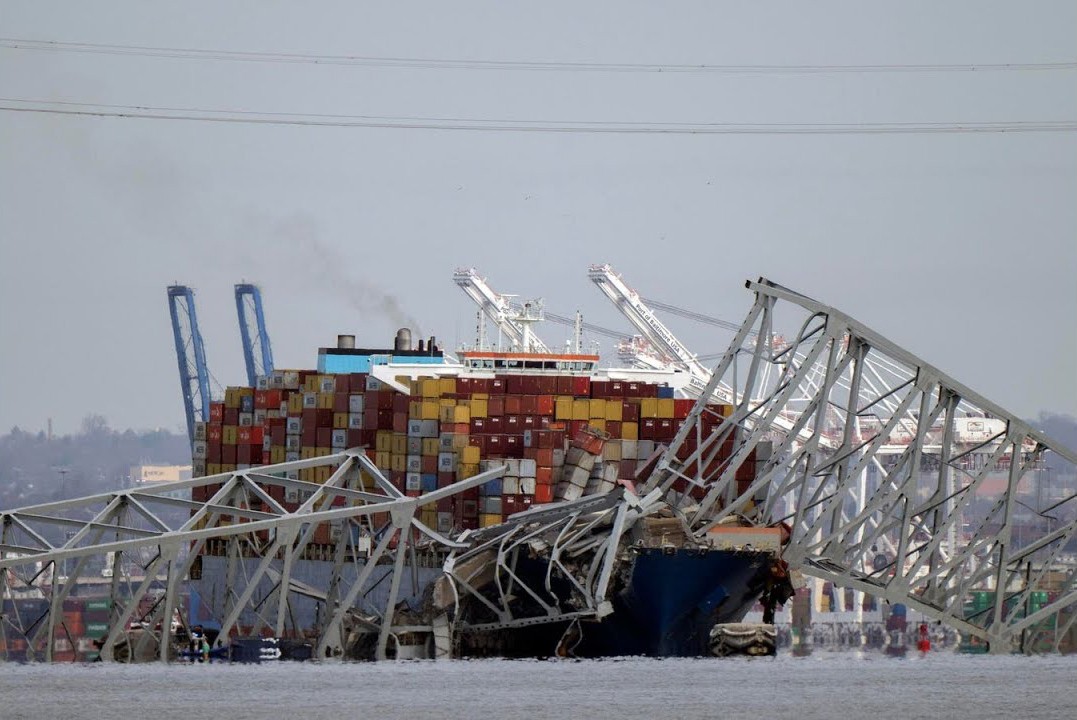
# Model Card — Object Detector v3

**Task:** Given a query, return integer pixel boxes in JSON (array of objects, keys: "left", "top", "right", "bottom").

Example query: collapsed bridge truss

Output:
[{"left": 647, "top": 278, "right": 1077, "bottom": 653}]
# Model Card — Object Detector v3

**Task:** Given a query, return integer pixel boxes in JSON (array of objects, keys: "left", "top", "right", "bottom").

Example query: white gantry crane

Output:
[{"left": 453, "top": 268, "right": 550, "bottom": 353}]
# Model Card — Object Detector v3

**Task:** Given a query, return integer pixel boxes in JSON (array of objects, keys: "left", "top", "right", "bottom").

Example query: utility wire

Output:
[
  {"left": 3, "top": 38, "right": 1075, "bottom": 74},
  {"left": 3, "top": 99, "right": 1075, "bottom": 134}
]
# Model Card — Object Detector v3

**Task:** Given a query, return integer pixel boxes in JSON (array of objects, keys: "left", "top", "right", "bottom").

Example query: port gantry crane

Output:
[
  {"left": 167, "top": 286, "right": 211, "bottom": 444},
  {"left": 234, "top": 283, "right": 274, "bottom": 387},
  {"left": 453, "top": 268, "right": 552, "bottom": 353}
]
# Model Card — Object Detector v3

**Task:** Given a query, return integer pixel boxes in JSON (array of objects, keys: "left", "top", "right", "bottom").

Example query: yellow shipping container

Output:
[
  {"left": 720, "top": 404, "right": 734, "bottom": 418},
  {"left": 603, "top": 441, "right": 622, "bottom": 461},
  {"left": 458, "top": 462, "right": 479, "bottom": 478},
  {"left": 422, "top": 438, "right": 440, "bottom": 456},
  {"left": 421, "top": 508, "right": 438, "bottom": 526},
  {"left": 333, "top": 413, "right": 349, "bottom": 429},
  {"left": 439, "top": 406, "right": 455, "bottom": 424},
  {"left": 622, "top": 422, "right": 639, "bottom": 440},
  {"left": 316, "top": 448, "right": 330, "bottom": 457},
  {"left": 588, "top": 399, "right": 607, "bottom": 419},
  {"left": 375, "top": 451, "right": 391, "bottom": 469},
  {"left": 421, "top": 401, "right": 440, "bottom": 420},
  {"left": 207, "top": 463, "right": 222, "bottom": 476},
  {"left": 471, "top": 393, "right": 489, "bottom": 401},
  {"left": 640, "top": 398, "right": 659, "bottom": 419},
  {"left": 391, "top": 454, "right": 407, "bottom": 472},
  {"left": 460, "top": 445, "right": 481, "bottom": 465},
  {"left": 288, "top": 393, "right": 304, "bottom": 414},
  {"left": 479, "top": 513, "right": 502, "bottom": 528},
  {"left": 391, "top": 435, "right": 408, "bottom": 455},
  {"left": 451, "top": 434, "right": 471, "bottom": 451},
  {"left": 589, "top": 419, "right": 607, "bottom": 433},
  {"left": 657, "top": 398, "right": 675, "bottom": 419},
  {"left": 438, "top": 377, "right": 457, "bottom": 395},
  {"left": 470, "top": 398, "right": 488, "bottom": 418},
  {"left": 572, "top": 399, "right": 590, "bottom": 421},
  {"left": 375, "top": 431, "right": 393, "bottom": 452},
  {"left": 421, "top": 378, "right": 440, "bottom": 398},
  {"left": 222, "top": 426, "right": 238, "bottom": 445},
  {"left": 224, "top": 387, "right": 239, "bottom": 409},
  {"left": 605, "top": 401, "right": 623, "bottom": 422},
  {"left": 301, "top": 447, "right": 316, "bottom": 459},
  {"left": 317, "top": 393, "right": 335, "bottom": 410},
  {"left": 270, "top": 447, "right": 286, "bottom": 464},
  {"left": 453, "top": 405, "right": 471, "bottom": 423},
  {"left": 409, "top": 401, "right": 424, "bottom": 418},
  {"left": 410, "top": 379, "right": 422, "bottom": 395},
  {"left": 555, "top": 398, "right": 574, "bottom": 421},
  {"left": 439, "top": 398, "right": 455, "bottom": 408}
]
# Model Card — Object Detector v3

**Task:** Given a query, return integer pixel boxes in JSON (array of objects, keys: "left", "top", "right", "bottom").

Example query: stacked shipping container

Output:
[{"left": 191, "top": 369, "right": 746, "bottom": 558}]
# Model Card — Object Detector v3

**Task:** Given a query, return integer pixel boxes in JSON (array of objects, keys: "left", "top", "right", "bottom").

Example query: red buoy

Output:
[{"left": 917, "top": 622, "right": 931, "bottom": 653}]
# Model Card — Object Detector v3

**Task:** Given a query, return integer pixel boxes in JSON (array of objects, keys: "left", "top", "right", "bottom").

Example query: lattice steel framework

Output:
[
  {"left": 0, "top": 450, "right": 504, "bottom": 662},
  {"left": 647, "top": 278, "right": 1077, "bottom": 653}
]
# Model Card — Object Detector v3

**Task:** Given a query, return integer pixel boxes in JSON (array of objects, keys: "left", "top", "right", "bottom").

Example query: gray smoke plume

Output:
[{"left": 272, "top": 215, "right": 424, "bottom": 339}]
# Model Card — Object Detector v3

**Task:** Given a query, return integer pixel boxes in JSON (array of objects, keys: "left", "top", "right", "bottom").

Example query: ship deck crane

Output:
[
  {"left": 234, "top": 283, "right": 274, "bottom": 386},
  {"left": 167, "top": 285, "right": 210, "bottom": 444},
  {"left": 453, "top": 268, "right": 551, "bottom": 353}
]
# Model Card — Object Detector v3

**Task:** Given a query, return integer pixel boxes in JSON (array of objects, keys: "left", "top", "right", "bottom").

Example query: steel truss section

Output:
[
  {"left": 0, "top": 450, "right": 504, "bottom": 662},
  {"left": 647, "top": 278, "right": 1077, "bottom": 654}
]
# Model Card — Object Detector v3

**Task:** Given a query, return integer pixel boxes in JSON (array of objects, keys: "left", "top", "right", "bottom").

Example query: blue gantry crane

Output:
[
  {"left": 167, "top": 285, "right": 211, "bottom": 443},
  {"left": 234, "top": 283, "right": 274, "bottom": 386}
]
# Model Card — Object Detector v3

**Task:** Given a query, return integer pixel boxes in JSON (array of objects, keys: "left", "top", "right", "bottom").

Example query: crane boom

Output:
[
  {"left": 453, "top": 268, "right": 551, "bottom": 352},
  {"left": 234, "top": 283, "right": 274, "bottom": 386},
  {"left": 167, "top": 285, "right": 211, "bottom": 443}
]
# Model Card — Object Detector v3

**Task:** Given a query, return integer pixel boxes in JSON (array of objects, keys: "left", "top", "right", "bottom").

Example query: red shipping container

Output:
[
  {"left": 486, "top": 416, "right": 503, "bottom": 433},
  {"left": 207, "top": 443, "right": 222, "bottom": 463},
  {"left": 504, "top": 415, "right": 521, "bottom": 432},
  {"left": 364, "top": 406, "right": 379, "bottom": 429},
  {"left": 606, "top": 421, "right": 621, "bottom": 438},
  {"left": 621, "top": 402, "right": 640, "bottom": 422},
  {"left": 208, "top": 425, "right": 223, "bottom": 443},
  {"left": 450, "top": 423, "right": 470, "bottom": 434},
  {"left": 536, "top": 376, "right": 557, "bottom": 395},
  {"left": 237, "top": 444, "right": 263, "bottom": 465},
  {"left": 421, "top": 455, "right": 437, "bottom": 474},
  {"left": 536, "top": 466, "right": 554, "bottom": 484},
  {"left": 504, "top": 396, "right": 522, "bottom": 415},
  {"left": 316, "top": 428, "right": 332, "bottom": 446},
  {"left": 271, "top": 425, "right": 286, "bottom": 445},
  {"left": 334, "top": 374, "right": 350, "bottom": 394},
  {"left": 469, "top": 435, "right": 487, "bottom": 453},
  {"left": 377, "top": 409, "right": 394, "bottom": 429},
  {"left": 210, "top": 403, "right": 225, "bottom": 422},
  {"left": 624, "top": 382, "right": 641, "bottom": 397},
  {"left": 673, "top": 399, "right": 694, "bottom": 419},
  {"left": 222, "top": 445, "right": 237, "bottom": 464},
  {"left": 572, "top": 376, "right": 591, "bottom": 397},
  {"left": 334, "top": 393, "right": 350, "bottom": 413},
  {"left": 534, "top": 448, "right": 554, "bottom": 466},
  {"left": 519, "top": 395, "right": 537, "bottom": 415},
  {"left": 569, "top": 420, "right": 588, "bottom": 438},
  {"left": 658, "top": 419, "right": 675, "bottom": 440},
  {"left": 641, "top": 419, "right": 657, "bottom": 440},
  {"left": 590, "top": 380, "right": 609, "bottom": 399},
  {"left": 347, "top": 429, "right": 363, "bottom": 447},
  {"left": 535, "top": 395, "right": 554, "bottom": 415},
  {"left": 361, "top": 429, "right": 378, "bottom": 447},
  {"left": 224, "top": 408, "right": 239, "bottom": 426},
  {"left": 377, "top": 391, "right": 395, "bottom": 410},
  {"left": 471, "top": 378, "right": 490, "bottom": 394},
  {"left": 490, "top": 377, "right": 507, "bottom": 394},
  {"left": 608, "top": 381, "right": 625, "bottom": 397},
  {"left": 237, "top": 426, "right": 264, "bottom": 445},
  {"left": 392, "top": 393, "right": 409, "bottom": 413},
  {"left": 438, "top": 472, "right": 455, "bottom": 489},
  {"left": 555, "top": 376, "right": 574, "bottom": 395},
  {"left": 470, "top": 417, "right": 487, "bottom": 434},
  {"left": 487, "top": 435, "right": 504, "bottom": 456},
  {"left": 457, "top": 377, "right": 472, "bottom": 393},
  {"left": 488, "top": 396, "right": 505, "bottom": 416},
  {"left": 534, "top": 483, "right": 554, "bottom": 503},
  {"left": 392, "top": 412, "right": 408, "bottom": 433},
  {"left": 506, "top": 434, "right": 522, "bottom": 457}
]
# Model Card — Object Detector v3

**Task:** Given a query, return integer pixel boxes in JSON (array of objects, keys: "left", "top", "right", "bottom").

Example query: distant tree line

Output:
[{"left": 0, "top": 415, "right": 191, "bottom": 510}]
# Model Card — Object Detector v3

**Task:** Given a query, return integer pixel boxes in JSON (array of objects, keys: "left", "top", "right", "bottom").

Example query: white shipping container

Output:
[
  {"left": 191, "top": 440, "right": 208, "bottom": 459},
  {"left": 437, "top": 512, "right": 453, "bottom": 533},
  {"left": 407, "top": 437, "right": 423, "bottom": 454},
  {"left": 638, "top": 440, "right": 656, "bottom": 458},
  {"left": 285, "top": 435, "right": 301, "bottom": 451},
  {"left": 285, "top": 487, "right": 299, "bottom": 503},
  {"left": 555, "top": 483, "right": 583, "bottom": 502},
  {"left": 254, "top": 409, "right": 267, "bottom": 425},
  {"left": 552, "top": 448, "right": 566, "bottom": 467},
  {"left": 193, "top": 459, "right": 207, "bottom": 477},
  {"left": 406, "top": 472, "right": 422, "bottom": 491},
  {"left": 238, "top": 413, "right": 254, "bottom": 427},
  {"left": 348, "top": 413, "right": 363, "bottom": 429},
  {"left": 407, "top": 420, "right": 424, "bottom": 437},
  {"left": 621, "top": 440, "right": 638, "bottom": 460},
  {"left": 286, "top": 417, "right": 302, "bottom": 434},
  {"left": 504, "top": 458, "right": 521, "bottom": 476},
  {"left": 319, "top": 377, "right": 336, "bottom": 394},
  {"left": 286, "top": 452, "right": 300, "bottom": 462},
  {"left": 482, "top": 497, "right": 502, "bottom": 515},
  {"left": 366, "top": 376, "right": 384, "bottom": 391},
  {"left": 302, "top": 392, "right": 318, "bottom": 408},
  {"left": 503, "top": 477, "right": 520, "bottom": 494},
  {"left": 520, "top": 477, "right": 536, "bottom": 495},
  {"left": 262, "top": 436, "right": 271, "bottom": 452},
  {"left": 406, "top": 455, "right": 422, "bottom": 472},
  {"left": 437, "top": 453, "right": 456, "bottom": 472},
  {"left": 193, "top": 422, "right": 207, "bottom": 441},
  {"left": 331, "top": 429, "right": 348, "bottom": 448},
  {"left": 256, "top": 376, "right": 269, "bottom": 390},
  {"left": 348, "top": 394, "right": 365, "bottom": 413},
  {"left": 419, "top": 419, "right": 439, "bottom": 438},
  {"left": 282, "top": 370, "right": 300, "bottom": 389},
  {"left": 519, "top": 459, "right": 537, "bottom": 478},
  {"left": 439, "top": 434, "right": 454, "bottom": 451},
  {"left": 565, "top": 447, "right": 596, "bottom": 472}
]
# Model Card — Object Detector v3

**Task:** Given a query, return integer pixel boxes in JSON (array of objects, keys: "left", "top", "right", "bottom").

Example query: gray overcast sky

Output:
[{"left": 1, "top": 2, "right": 1075, "bottom": 435}]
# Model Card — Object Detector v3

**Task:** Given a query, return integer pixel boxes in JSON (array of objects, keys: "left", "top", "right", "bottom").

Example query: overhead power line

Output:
[
  {"left": 3, "top": 99, "right": 1075, "bottom": 135},
  {"left": 3, "top": 38, "right": 1076, "bottom": 75}
]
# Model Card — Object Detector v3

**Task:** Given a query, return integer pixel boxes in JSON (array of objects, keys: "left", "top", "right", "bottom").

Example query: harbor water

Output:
[{"left": 2, "top": 653, "right": 1073, "bottom": 720}]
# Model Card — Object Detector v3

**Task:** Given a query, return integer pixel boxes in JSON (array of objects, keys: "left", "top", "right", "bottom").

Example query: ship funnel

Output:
[
  {"left": 395, "top": 327, "right": 412, "bottom": 351},
  {"left": 428, "top": 335, "right": 437, "bottom": 352},
  {"left": 337, "top": 334, "right": 355, "bottom": 349},
  {"left": 418, "top": 338, "right": 426, "bottom": 352}
]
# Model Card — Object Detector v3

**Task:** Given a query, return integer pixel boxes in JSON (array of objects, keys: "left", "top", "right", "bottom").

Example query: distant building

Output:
[{"left": 130, "top": 464, "right": 192, "bottom": 500}]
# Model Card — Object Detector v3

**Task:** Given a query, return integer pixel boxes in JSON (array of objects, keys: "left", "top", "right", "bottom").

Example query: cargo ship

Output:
[{"left": 179, "top": 326, "right": 794, "bottom": 660}]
